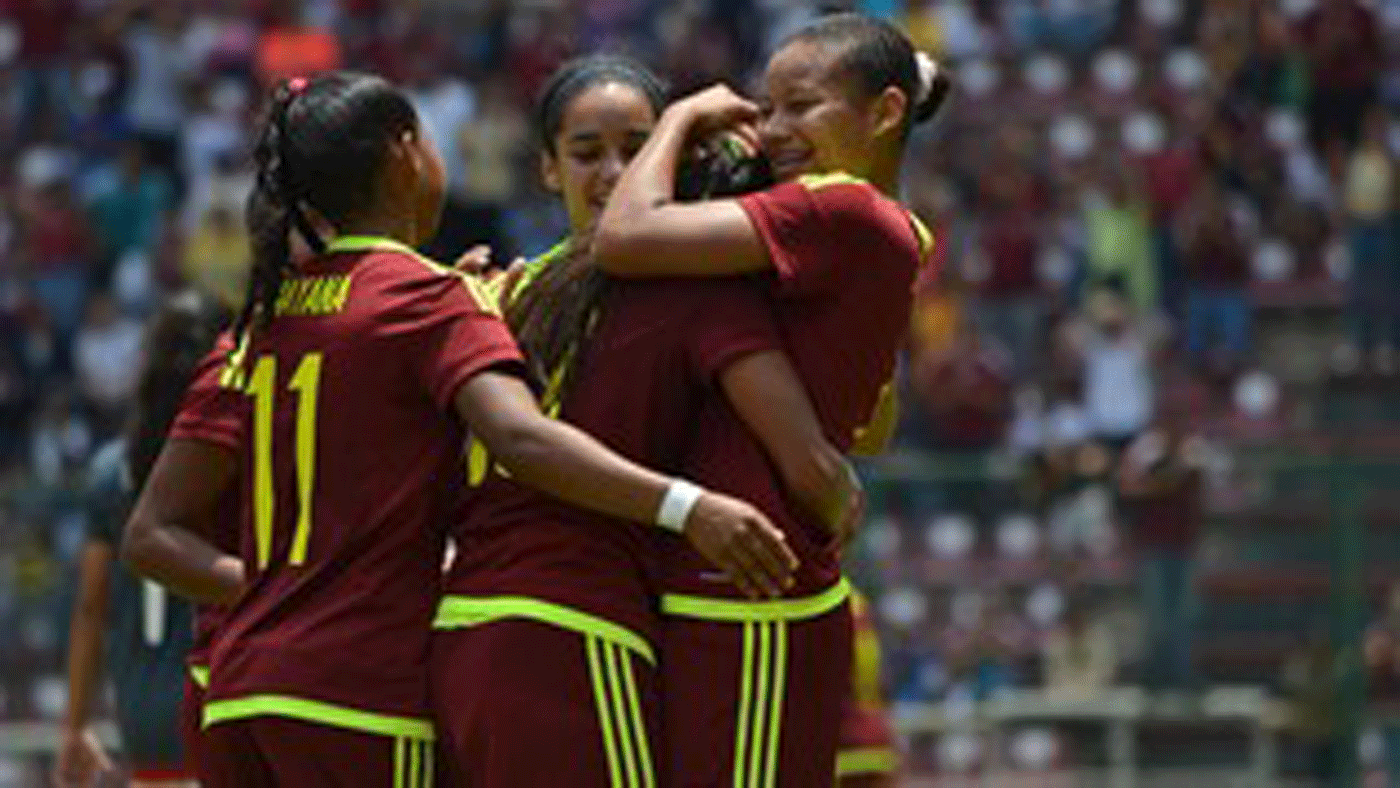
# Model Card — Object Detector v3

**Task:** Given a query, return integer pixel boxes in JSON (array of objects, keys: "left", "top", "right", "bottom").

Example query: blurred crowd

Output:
[{"left": 2, "top": 0, "right": 1400, "bottom": 780}]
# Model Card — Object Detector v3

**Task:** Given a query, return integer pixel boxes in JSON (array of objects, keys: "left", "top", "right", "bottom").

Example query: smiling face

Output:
[
  {"left": 759, "top": 39, "right": 907, "bottom": 183},
  {"left": 542, "top": 81, "right": 658, "bottom": 236}
]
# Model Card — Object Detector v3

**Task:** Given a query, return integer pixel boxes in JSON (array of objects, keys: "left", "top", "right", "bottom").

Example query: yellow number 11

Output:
[{"left": 247, "top": 352, "right": 324, "bottom": 569}]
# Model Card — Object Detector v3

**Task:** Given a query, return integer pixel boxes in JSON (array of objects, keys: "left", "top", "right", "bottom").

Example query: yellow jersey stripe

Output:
[
  {"left": 762, "top": 623, "right": 788, "bottom": 788},
  {"left": 733, "top": 622, "right": 756, "bottom": 788},
  {"left": 660, "top": 577, "right": 851, "bottom": 622},
  {"left": 586, "top": 637, "right": 626, "bottom": 787},
  {"left": 434, "top": 595, "right": 655, "bottom": 664},
  {"left": 202, "top": 694, "right": 433, "bottom": 741},
  {"left": 188, "top": 664, "right": 211, "bottom": 689},
  {"left": 835, "top": 746, "right": 899, "bottom": 777}
]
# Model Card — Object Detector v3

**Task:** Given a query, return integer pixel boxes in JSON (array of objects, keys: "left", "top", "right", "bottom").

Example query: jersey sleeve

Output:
[
  {"left": 369, "top": 255, "right": 526, "bottom": 410},
  {"left": 738, "top": 180, "right": 905, "bottom": 298},
  {"left": 681, "top": 279, "right": 783, "bottom": 381},
  {"left": 168, "top": 333, "right": 243, "bottom": 451}
]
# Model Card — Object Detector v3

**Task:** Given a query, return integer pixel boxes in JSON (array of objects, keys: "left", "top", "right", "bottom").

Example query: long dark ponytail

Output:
[{"left": 233, "top": 72, "right": 418, "bottom": 349}]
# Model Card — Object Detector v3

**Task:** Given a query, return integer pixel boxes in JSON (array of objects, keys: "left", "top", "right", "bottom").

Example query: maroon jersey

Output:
[
  {"left": 205, "top": 237, "right": 523, "bottom": 734},
  {"left": 662, "top": 176, "right": 929, "bottom": 600},
  {"left": 442, "top": 278, "right": 781, "bottom": 647},
  {"left": 166, "top": 331, "right": 244, "bottom": 675}
]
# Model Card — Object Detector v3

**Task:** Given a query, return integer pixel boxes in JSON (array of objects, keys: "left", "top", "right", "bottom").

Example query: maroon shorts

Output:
[
  {"left": 431, "top": 617, "right": 660, "bottom": 788},
  {"left": 836, "top": 703, "right": 897, "bottom": 780},
  {"left": 658, "top": 599, "right": 852, "bottom": 788},
  {"left": 201, "top": 717, "right": 436, "bottom": 788},
  {"left": 179, "top": 672, "right": 206, "bottom": 781}
]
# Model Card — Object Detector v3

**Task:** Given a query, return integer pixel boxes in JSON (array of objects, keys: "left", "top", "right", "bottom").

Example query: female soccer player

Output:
[
  {"left": 594, "top": 13, "right": 949, "bottom": 786},
  {"left": 434, "top": 54, "right": 863, "bottom": 788},
  {"left": 56, "top": 292, "right": 225, "bottom": 788},
  {"left": 121, "top": 71, "right": 792, "bottom": 788}
]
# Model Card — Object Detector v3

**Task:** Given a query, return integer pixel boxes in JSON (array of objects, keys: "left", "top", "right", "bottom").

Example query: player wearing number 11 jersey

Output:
[{"left": 123, "top": 71, "right": 791, "bottom": 788}]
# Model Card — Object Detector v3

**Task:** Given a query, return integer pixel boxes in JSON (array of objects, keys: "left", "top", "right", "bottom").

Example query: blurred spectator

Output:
[
  {"left": 254, "top": 0, "right": 343, "bottom": 86},
  {"left": 1342, "top": 107, "right": 1399, "bottom": 367},
  {"left": 3, "top": 0, "right": 78, "bottom": 122},
  {"left": 1139, "top": 111, "right": 1201, "bottom": 318},
  {"left": 88, "top": 141, "right": 174, "bottom": 268},
  {"left": 969, "top": 140, "right": 1047, "bottom": 377},
  {"left": 28, "top": 389, "right": 91, "bottom": 489},
  {"left": 179, "top": 78, "right": 252, "bottom": 227},
  {"left": 405, "top": 53, "right": 479, "bottom": 263},
  {"left": 1064, "top": 287, "right": 1158, "bottom": 448},
  {"left": 909, "top": 309, "right": 1013, "bottom": 452},
  {"left": 105, "top": 0, "right": 200, "bottom": 189},
  {"left": 1366, "top": 585, "right": 1400, "bottom": 787},
  {"left": 455, "top": 74, "right": 527, "bottom": 262},
  {"left": 1176, "top": 177, "right": 1253, "bottom": 372},
  {"left": 1298, "top": 0, "right": 1382, "bottom": 153},
  {"left": 72, "top": 293, "right": 142, "bottom": 433},
  {"left": 14, "top": 174, "right": 95, "bottom": 339},
  {"left": 1002, "top": 0, "right": 1117, "bottom": 57},
  {"left": 1118, "top": 388, "right": 1206, "bottom": 691},
  {"left": 181, "top": 201, "right": 249, "bottom": 310},
  {"left": 1281, "top": 626, "right": 1338, "bottom": 782},
  {"left": 1041, "top": 590, "right": 1118, "bottom": 700},
  {"left": 944, "top": 589, "right": 1028, "bottom": 701},
  {"left": 1083, "top": 164, "right": 1157, "bottom": 316}
]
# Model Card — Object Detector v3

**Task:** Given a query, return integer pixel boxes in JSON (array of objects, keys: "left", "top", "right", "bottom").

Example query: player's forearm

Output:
[
  {"left": 121, "top": 506, "right": 243, "bottom": 605},
  {"left": 490, "top": 416, "right": 678, "bottom": 526},
  {"left": 594, "top": 106, "right": 689, "bottom": 271},
  {"left": 62, "top": 544, "right": 112, "bottom": 731}
]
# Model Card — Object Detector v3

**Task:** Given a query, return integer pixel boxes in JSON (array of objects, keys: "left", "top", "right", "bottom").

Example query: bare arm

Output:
[
  {"left": 718, "top": 351, "right": 861, "bottom": 541},
  {"left": 594, "top": 88, "right": 772, "bottom": 278},
  {"left": 455, "top": 370, "right": 797, "bottom": 597},
  {"left": 54, "top": 542, "right": 116, "bottom": 787},
  {"left": 121, "top": 439, "right": 244, "bottom": 604}
]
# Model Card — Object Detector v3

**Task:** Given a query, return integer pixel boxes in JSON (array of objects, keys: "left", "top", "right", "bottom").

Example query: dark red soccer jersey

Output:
[
  {"left": 662, "top": 177, "right": 928, "bottom": 599},
  {"left": 443, "top": 278, "right": 781, "bottom": 646},
  {"left": 206, "top": 238, "right": 523, "bottom": 728},
  {"left": 166, "top": 331, "right": 244, "bottom": 673}
]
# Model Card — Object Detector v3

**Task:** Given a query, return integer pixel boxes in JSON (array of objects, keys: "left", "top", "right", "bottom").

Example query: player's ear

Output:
[{"left": 540, "top": 151, "right": 562, "bottom": 194}]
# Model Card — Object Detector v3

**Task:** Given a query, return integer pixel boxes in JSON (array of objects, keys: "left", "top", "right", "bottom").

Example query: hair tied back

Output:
[{"left": 912, "top": 51, "right": 951, "bottom": 124}]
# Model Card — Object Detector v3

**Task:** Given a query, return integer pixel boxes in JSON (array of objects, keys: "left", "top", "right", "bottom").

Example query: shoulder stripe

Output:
[
  {"left": 202, "top": 694, "right": 433, "bottom": 740},
  {"left": 908, "top": 212, "right": 935, "bottom": 258},
  {"left": 326, "top": 234, "right": 501, "bottom": 316},
  {"left": 797, "top": 171, "right": 869, "bottom": 191},
  {"left": 660, "top": 577, "right": 850, "bottom": 622}
]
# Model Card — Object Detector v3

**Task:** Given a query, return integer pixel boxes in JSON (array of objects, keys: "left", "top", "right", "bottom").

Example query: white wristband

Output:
[{"left": 656, "top": 479, "right": 704, "bottom": 533}]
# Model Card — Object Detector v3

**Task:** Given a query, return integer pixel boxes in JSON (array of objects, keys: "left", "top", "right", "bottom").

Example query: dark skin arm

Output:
[
  {"left": 54, "top": 542, "right": 117, "bottom": 788},
  {"left": 455, "top": 370, "right": 798, "bottom": 598},
  {"left": 719, "top": 351, "right": 863, "bottom": 544},
  {"left": 594, "top": 86, "right": 773, "bottom": 278},
  {"left": 121, "top": 439, "right": 244, "bottom": 604}
]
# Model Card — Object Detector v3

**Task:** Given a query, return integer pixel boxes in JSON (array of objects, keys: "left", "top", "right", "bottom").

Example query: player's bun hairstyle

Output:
[
  {"left": 237, "top": 72, "right": 418, "bottom": 342},
  {"left": 126, "top": 290, "right": 228, "bottom": 489},
  {"left": 508, "top": 55, "right": 668, "bottom": 405},
  {"left": 785, "top": 12, "right": 951, "bottom": 138},
  {"left": 535, "top": 54, "right": 668, "bottom": 153}
]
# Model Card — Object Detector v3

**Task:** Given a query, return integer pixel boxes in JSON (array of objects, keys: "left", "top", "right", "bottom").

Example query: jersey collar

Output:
[{"left": 326, "top": 235, "right": 418, "bottom": 256}]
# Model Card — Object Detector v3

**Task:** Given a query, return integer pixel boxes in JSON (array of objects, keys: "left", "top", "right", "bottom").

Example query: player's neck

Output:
[{"left": 334, "top": 211, "right": 419, "bottom": 247}]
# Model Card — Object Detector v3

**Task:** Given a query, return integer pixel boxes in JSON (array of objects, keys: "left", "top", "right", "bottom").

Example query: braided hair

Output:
[{"left": 234, "top": 72, "right": 418, "bottom": 348}]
